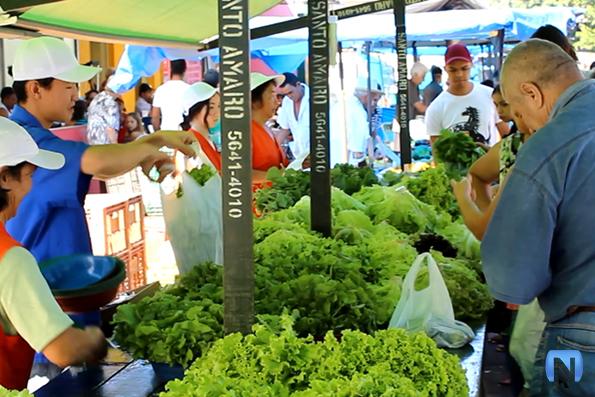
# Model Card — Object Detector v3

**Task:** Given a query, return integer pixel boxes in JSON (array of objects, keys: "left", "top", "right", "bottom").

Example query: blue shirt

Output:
[
  {"left": 7, "top": 106, "right": 93, "bottom": 263},
  {"left": 482, "top": 79, "right": 595, "bottom": 323}
]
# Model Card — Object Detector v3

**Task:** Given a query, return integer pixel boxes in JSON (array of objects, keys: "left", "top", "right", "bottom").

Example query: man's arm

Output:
[
  {"left": 413, "top": 101, "right": 427, "bottom": 115},
  {"left": 481, "top": 169, "right": 555, "bottom": 304},
  {"left": 80, "top": 130, "right": 196, "bottom": 180},
  {"left": 151, "top": 106, "right": 161, "bottom": 131},
  {"left": 469, "top": 142, "right": 501, "bottom": 211}
]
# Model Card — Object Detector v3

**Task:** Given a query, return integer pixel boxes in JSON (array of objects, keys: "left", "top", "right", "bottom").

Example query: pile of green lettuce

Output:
[
  {"left": 0, "top": 388, "right": 33, "bottom": 397},
  {"left": 255, "top": 164, "right": 379, "bottom": 214},
  {"left": 160, "top": 315, "right": 468, "bottom": 397},
  {"left": 113, "top": 185, "right": 491, "bottom": 369}
]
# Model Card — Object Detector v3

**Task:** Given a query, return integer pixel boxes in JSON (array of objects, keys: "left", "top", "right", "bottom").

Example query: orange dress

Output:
[
  {"left": 251, "top": 120, "right": 288, "bottom": 171},
  {"left": 190, "top": 129, "right": 222, "bottom": 172}
]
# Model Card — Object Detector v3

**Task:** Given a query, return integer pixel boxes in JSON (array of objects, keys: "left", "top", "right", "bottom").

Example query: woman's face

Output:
[
  {"left": 492, "top": 92, "right": 512, "bottom": 123},
  {"left": 125, "top": 115, "right": 139, "bottom": 132},
  {"left": 206, "top": 94, "right": 221, "bottom": 129},
  {"left": 253, "top": 82, "right": 279, "bottom": 120},
  {"left": 0, "top": 164, "right": 36, "bottom": 220}
]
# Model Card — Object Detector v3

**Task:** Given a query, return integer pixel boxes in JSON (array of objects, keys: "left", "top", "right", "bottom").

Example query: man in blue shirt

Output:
[
  {"left": 6, "top": 37, "right": 195, "bottom": 263},
  {"left": 482, "top": 39, "right": 595, "bottom": 395}
]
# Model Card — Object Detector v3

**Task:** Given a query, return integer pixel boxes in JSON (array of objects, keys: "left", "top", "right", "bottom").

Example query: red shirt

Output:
[
  {"left": 251, "top": 120, "right": 288, "bottom": 171},
  {"left": 190, "top": 129, "right": 222, "bottom": 172}
]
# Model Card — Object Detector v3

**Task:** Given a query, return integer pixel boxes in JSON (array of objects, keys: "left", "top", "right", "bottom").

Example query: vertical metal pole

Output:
[
  {"left": 366, "top": 41, "right": 373, "bottom": 138},
  {"left": 308, "top": 0, "right": 331, "bottom": 237},
  {"left": 394, "top": 0, "right": 411, "bottom": 168},
  {"left": 495, "top": 29, "right": 505, "bottom": 78},
  {"left": 218, "top": 0, "right": 254, "bottom": 335},
  {"left": 412, "top": 41, "right": 418, "bottom": 62},
  {"left": 338, "top": 41, "right": 345, "bottom": 91}
]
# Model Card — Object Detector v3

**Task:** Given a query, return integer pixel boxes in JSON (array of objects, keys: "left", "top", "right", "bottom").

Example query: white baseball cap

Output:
[
  {"left": 250, "top": 72, "right": 285, "bottom": 91},
  {"left": 12, "top": 36, "right": 101, "bottom": 82},
  {"left": 0, "top": 118, "right": 64, "bottom": 170},
  {"left": 182, "top": 82, "right": 217, "bottom": 114}
]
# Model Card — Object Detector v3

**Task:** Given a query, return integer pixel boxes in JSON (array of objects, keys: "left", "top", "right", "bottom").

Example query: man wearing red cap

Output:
[{"left": 426, "top": 43, "right": 499, "bottom": 146}]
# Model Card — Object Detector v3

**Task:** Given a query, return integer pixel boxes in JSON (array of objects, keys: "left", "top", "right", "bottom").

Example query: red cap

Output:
[{"left": 445, "top": 44, "right": 472, "bottom": 65}]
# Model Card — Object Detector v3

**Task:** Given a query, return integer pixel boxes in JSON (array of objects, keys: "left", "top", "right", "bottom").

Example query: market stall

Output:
[{"left": 0, "top": 1, "right": 528, "bottom": 396}]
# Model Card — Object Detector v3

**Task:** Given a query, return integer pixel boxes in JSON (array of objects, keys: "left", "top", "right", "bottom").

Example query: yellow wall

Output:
[{"left": 77, "top": 40, "right": 93, "bottom": 95}]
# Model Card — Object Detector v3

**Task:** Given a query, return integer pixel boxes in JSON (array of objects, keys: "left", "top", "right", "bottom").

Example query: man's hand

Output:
[{"left": 142, "top": 130, "right": 196, "bottom": 157}]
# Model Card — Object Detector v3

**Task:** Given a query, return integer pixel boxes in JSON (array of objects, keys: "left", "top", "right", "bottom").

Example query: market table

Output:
[
  {"left": 33, "top": 359, "right": 165, "bottom": 397},
  {"left": 34, "top": 323, "right": 486, "bottom": 397}
]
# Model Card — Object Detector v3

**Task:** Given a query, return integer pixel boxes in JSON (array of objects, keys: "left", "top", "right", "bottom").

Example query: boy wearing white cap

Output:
[
  {"left": 6, "top": 37, "right": 196, "bottom": 263},
  {"left": 0, "top": 118, "right": 107, "bottom": 390}
]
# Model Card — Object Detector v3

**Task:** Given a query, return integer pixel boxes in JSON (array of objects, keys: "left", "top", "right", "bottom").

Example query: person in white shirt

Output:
[
  {"left": 275, "top": 73, "right": 310, "bottom": 159},
  {"left": 136, "top": 83, "right": 153, "bottom": 133},
  {"left": 0, "top": 87, "right": 16, "bottom": 117},
  {"left": 136, "top": 83, "right": 153, "bottom": 118},
  {"left": 343, "top": 79, "right": 383, "bottom": 166},
  {"left": 426, "top": 43, "right": 499, "bottom": 146},
  {"left": 151, "top": 59, "right": 189, "bottom": 131}
]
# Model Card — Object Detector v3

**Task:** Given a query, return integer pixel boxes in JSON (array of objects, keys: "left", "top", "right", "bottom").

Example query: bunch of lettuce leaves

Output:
[
  {"left": 160, "top": 315, "right": 468, "bottom": 397},
  {"left": 433, "top": 129, "right": 486, "bottom": 180},
  {"left": 401, "top": 164, "right": 460, "bottom": 218},
  {"left": 176, "top": 164, "right": 217, "bottom": 198}
]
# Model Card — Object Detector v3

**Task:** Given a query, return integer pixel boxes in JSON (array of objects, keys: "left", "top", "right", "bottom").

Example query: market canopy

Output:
[
  {"left": 1, "top": 0, "right": 283, "bottom": 48},
  {"left": 108, "top": 6, "right": 577, "bottom": 92}
]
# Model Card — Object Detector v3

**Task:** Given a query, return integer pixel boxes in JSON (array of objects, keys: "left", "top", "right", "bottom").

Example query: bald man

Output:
[{"left": 482, "top": 39, "right": 594, "bottom": 395}]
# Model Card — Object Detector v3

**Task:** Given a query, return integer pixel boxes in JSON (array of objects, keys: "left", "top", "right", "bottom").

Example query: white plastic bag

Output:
[
  {"left": 389, "top": 253, "right": 474, "bottom": 348},
  {"left": 161, "top": 152, "right": 223, "bottom": 274},
  {"left": 287, "top": 151, "right": 309, "bottom": 171},
  {"left": 509, "top": 298, "right": 546, "bottom": 388}
]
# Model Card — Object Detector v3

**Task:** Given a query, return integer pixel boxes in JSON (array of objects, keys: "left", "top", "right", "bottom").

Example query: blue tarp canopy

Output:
[{"left": 110, "top": 7, "right": 577, "bottom": 93}]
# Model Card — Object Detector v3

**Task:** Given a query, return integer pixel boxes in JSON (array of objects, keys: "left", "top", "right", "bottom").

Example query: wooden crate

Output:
[
  {"left": 117, "top": 242, "right": 147, "bottom": 293},
  {"left": 85, "top": 193, "right": 145, "bottom": 256},
  {"left": 104, "top": 202, "right": 128, "bottom": 256},
  {"left": 126, "top": 196, "right": 145, "bottom": 246}
]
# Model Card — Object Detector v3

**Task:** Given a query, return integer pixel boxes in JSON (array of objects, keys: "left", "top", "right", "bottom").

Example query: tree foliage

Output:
[{"left": 488, "top": 0, "right": 595, "bottom": 51}]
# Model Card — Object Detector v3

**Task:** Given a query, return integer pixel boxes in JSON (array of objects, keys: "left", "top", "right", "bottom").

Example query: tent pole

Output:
[
  {"left": 338, "top": 41, "right": 345, "bottom": 91},
  {"left": 496, "top": 29, "right": 505, "bottom": 79},
  {"left": 338, "top": 41, "right": 349, "bottom": 164},
  {"left": 480, "top": 44, "right": 486, "bottom": 81},
  {"left": 219, "top": 0, "right": 254, "bottom": 335},
  {"left": 394, "top": 0, "right": 411, "bottom": 168},
  {"left": 366, "top": 41, "right": 373, "bottom": 138},
  {"left": 308, "top": 0, "right": 331, "bottom": 237},
  {"left": 413, "top": 41, "right": 418, "bottom": 62}
]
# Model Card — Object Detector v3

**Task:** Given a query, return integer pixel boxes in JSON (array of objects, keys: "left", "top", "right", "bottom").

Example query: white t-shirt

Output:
[
  {"left": 425, "top": 83, "right": 499, "bottom": 146},
  {"left": 277, "top": 85, "right": 310, "bottom": 158},
  {"left": 152, "top": 80, "right": 190, "bottom": 130},
  {"left": 0, "top": 247, "right": 73, "bottom": 352},
  {"left": 344, "top": 94, "right": 370, "bottom": 154},
  {"left": 136, "top": 96, "right": 152, "bottom": 118}
]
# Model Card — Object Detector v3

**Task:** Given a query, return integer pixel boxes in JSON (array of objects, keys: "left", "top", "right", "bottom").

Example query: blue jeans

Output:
[{"left": 530, "top": 311, "right": 595, "bottom": 396}]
